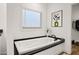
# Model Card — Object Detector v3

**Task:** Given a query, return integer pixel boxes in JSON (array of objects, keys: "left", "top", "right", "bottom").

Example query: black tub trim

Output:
[
  {"left": 14, "top": 35, "right": 47, "bottom": 42},
  {"left": 14, "top": 35, "right": 65, "bottom": 55},
  {"left": 14, "top": 43, "right": 19, "bottom": 55}
]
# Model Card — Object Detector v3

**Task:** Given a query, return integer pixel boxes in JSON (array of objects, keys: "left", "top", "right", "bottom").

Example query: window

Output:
[{"left": 22, "top": 9, "right": 41, "bottom": 28}]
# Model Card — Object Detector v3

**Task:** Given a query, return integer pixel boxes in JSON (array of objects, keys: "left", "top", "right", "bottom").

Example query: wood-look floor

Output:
[{"left": 71, "top": 44, "right": 79, "bottom": 55}]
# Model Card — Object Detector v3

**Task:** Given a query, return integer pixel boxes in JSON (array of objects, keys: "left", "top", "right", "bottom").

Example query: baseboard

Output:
[{"left": 74, "top": 40, "right": 79, "bottom": 42}]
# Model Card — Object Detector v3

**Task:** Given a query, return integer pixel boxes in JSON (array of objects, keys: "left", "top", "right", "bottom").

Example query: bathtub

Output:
[{"left": 14, "top": 36, "right": 65, "bottom": 55}]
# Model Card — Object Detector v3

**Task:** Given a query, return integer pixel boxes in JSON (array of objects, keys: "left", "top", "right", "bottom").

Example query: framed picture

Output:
[{"left": 51, "top": 10, "right": 63, "bottom": 27}]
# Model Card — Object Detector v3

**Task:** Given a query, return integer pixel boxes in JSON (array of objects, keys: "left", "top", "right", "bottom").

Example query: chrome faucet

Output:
[
  {"left": 51, "top": 34, "right": 57, "bottom": 41},
  {"left": 51, "top": 34, "right": 56, "bottom": 38}
]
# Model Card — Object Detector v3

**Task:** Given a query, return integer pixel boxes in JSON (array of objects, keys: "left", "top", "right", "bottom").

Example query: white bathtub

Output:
[
  {"left": 34, "top": 43, "right": 64, "bottom": 55},
  {"left": 15, "top": 37, "right": 64, "bottom": 55}
]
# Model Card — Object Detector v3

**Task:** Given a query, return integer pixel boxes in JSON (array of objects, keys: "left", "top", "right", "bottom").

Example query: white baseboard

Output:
[{"left": 75, "top": 40, "right": 79, "bottom": 42}]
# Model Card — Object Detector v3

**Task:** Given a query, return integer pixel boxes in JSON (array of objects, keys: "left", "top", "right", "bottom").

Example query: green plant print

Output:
[{"left": 54, "top": 21, "right": 59, "bottom": 27}]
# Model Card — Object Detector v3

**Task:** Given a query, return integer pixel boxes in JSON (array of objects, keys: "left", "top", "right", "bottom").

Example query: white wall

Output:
[
  {"left": 7, "top": 3, "right": 47, "bottom": 55},
  {"left": 47, "top": 3, "right": 72, "bottom": 54},
  {"left": 0, "top": 3, "right": 7, "bottom": 55},
  {"left": 72, "top": 4, "right": 79, "bottom": 42}
]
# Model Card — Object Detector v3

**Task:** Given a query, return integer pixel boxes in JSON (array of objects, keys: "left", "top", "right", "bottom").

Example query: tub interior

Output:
[{"left": 15, "top": 37, "right": 61, "bottom": 54}]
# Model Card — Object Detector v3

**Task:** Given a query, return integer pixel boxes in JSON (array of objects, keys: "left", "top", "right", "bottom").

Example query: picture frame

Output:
[{"left": 51, "top": 10, "right": 63, "bottom": 27}]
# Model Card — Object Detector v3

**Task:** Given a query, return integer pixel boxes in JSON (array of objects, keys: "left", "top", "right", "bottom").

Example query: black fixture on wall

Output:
[
  {"left": 75, "top": 20, "right": 79, "bottom": 31},
  {"left": 72, "top": 20, "right": 79, "bottom": 31},
  {"left": 0, "top": 29, "right": 3, "bottom": 36}
]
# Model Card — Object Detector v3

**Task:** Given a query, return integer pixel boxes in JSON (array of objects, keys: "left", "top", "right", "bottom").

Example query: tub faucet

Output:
[
  {"left": 51, "top": 34, "right": 57, "bottom": 41},
  {"left": 51, "top": 34, "right": 56, "bottom": 38}
]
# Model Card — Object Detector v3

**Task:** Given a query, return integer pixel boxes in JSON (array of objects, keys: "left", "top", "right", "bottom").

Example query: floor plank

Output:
[{"left": 71, "top": 44, "right": 79, "bottom": 55}]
